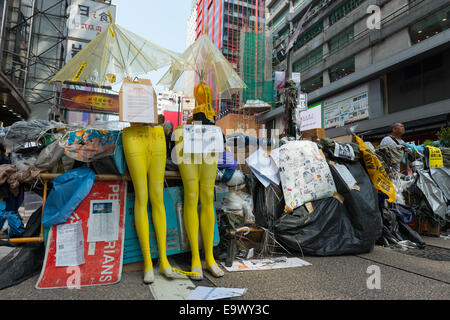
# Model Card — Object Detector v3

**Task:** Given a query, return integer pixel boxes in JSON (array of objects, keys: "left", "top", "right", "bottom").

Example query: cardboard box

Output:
[
  {"left": 333, "top": 135, "right": 354, "bottom": 144},
  {"left": 301, "top": 128, "right": 326, "bottom": 142},
  {"left": 119, "top": 77, "right": 158, "bottom": 124}
]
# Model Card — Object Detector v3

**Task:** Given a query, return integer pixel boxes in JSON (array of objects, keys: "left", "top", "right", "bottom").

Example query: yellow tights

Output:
[
  {"left": 174, "top": 126, "right": 224, "bottom": 279},
  {"left": 122, "top": 125, "right": 172, "bottom": 281}
]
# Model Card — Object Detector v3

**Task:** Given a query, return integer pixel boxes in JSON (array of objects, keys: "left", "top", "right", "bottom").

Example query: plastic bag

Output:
[
  {"left": 253, "top": 181, "right": 285, "bottom": 229},
  {"left": 222, "top": 191, "right": 255, "bottom": 224},
  {"left": 42, "top": 167, "right": 95, "bottom": 227},
  {"left": 416, "top": 169, "right": 448, "bottom": 222},
  {"left": 34, "top": 140, "right": 65, "bottom": 171},
  {"left": 0, "top": 206, "right": 25, "bottom": 237}
]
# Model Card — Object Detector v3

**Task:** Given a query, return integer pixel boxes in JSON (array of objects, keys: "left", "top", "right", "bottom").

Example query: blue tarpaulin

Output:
[{"left": 42, "top": 167, "right": 95, "bottom": 227}]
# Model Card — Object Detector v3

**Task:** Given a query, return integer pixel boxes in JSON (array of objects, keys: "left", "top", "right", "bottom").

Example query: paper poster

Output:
[
  {"left": 87, "top": 199, "right": 120, "bottom": 242},
  {"left": 299, "top": 104, "right": 322, "bottom": 132},
  {"left": 334, "top": 142, "right": 355, "bottom": 161},
  {"left": 221, "top": 257, "right": 311, "bottom": 272},
  {"left": 120, "top": 82, "right": 156, "bottom": 123},
  {"left": 427, "top": 146, "right": 443, "bottom": 168},
  {"left": 56, "top": 221, "right": 85, "bottom": 267},
  {"left": 183, "top": 125, "right": 224, "bottom": 154}
]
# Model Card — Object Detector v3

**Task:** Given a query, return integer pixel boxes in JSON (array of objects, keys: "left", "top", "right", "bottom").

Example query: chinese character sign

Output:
[{"left": 67, "top": 0, "right": 117, "bottom": 41}]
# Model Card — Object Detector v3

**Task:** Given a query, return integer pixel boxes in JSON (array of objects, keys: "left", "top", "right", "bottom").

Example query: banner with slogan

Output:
[
  {"left": 355, "top": 135, "right": 396, "bottom": 203},
  {"left": 427, "top": 146, "right": 444, "bottom": 168},
  {"left": 36, "top": 180, "right": 127, "bottom": 289},
  {"left": 61, "top": 88, "right": 119, "bottom": 113}
]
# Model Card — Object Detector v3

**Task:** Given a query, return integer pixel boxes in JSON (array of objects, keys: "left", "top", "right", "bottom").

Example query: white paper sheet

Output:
[
  {"left": 87, "top": 199, "right": 120, "bottom": 242},
  {"left": 56, "top": 221, "right": 85, "bottom": 267},
  {"left": 188, "top": 286, "right": 247, "bottom": 300},
  {"left": 334, "top": 163, "right": 357, "bottom": 190},
  {"left": 221, "top": 256, "right": 311, "bottom": 272},
  {"left": 121, "top": 82, "right": 155, "bottom": 123},
  {"left": 183, "top": 125, "right": 224, "bottom": 154},
  {"left": 246, "top": 148, "right": 280, "bottom": 187}
]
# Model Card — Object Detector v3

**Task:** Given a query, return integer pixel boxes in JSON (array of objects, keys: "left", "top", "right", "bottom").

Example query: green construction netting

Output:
[{"left": 240, "top": 31, "right": 274, "bottom": 108}]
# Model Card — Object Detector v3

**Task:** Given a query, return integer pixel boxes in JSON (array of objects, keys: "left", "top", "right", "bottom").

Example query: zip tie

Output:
[{"left": 172, "top": 268, "right": 201, "bottom": 277}]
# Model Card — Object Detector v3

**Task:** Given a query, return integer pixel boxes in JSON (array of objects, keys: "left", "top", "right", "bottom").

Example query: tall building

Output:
[
  {"left": 0, "top": 0, "right": 33, "bottom": 125},
  {"left": 195, "top": 0, "right": 266, "bottom": 119},
  {"left": 258, "top": 0, "right": 450, "bottom": 142}
]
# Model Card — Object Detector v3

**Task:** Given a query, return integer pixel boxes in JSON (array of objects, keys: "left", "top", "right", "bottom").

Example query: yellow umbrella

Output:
[
  {"left": 50, "top": 14, "right": 183, "bottom": 87},
  {"left": 157, "top": 34, "right": 247, "bottom": 98}
]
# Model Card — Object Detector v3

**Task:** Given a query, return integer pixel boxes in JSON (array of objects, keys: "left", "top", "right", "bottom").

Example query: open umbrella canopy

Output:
[
  {"left": 50, "top": 22, "right": 183, "bottom": 87},
  {"left": 157, "top": 34, "right": 246, "bottom": 98}
]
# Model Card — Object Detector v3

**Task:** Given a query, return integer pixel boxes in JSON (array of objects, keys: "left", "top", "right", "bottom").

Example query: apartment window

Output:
[
  {"left": 301, "top": 73, "right": 323, "bottom": 93},
  {"left": 294, "top": 0, "right": 308, "bottom": 10},
  {"left": 293, "top": 21, "right": 324, "bottom": 52},
  {"left": 329, "top": 26, "right": 354, "bottom": 55},
  {"left": 271, "top": 8, "right": 288, "bottom": 32},
  {"left": 409, "top": 5, "right": 450, "bottom": 45},
  {"left": 329, "top": 0, "right": 365, "bottom": 26},
  {"left": 409, "top": 0, "right": 424, "bottom": 7},
  {"left": 329, "top": 56, "right": 355, "bottom": 82},
  {"left": 293, "top": 47, "right": 323, "bottom": 73}
]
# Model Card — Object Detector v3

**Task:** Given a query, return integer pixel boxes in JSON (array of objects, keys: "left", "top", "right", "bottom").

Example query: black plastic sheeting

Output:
[
  {"left": 0, "top": 207, "right": 44, "bottom": 290},
  {"left": 253, "top": 181, "right": 285, "bottom": 229},
  {"left": 274, "top": 158, "right": 383, "bottom": 256}
]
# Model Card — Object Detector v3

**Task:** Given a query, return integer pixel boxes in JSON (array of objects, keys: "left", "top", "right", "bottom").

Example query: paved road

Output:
[{"left": 1, "top": 236, "right": 449, "bottom": 302}]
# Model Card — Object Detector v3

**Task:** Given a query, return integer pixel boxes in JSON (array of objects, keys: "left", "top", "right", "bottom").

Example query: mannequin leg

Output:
[
  {"left": 122, "top": 127, "right": 153, "bottom": 282},
  {"left": 199, "top": 152, "right": 224, "bottom": 277},
  {"left": 174, "top": 127, "right": 203, "bottom": 278},
  {"left": 179, "top": 158, "right": 203, "bottom": 279},
  {"left": 147, "top": 126, "right": 173, "bottom": 278}
]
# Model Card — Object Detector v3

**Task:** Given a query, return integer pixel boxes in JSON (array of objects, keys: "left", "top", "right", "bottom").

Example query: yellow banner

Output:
[
  {"left": 355, "top": 135, "right": 396, "bottom": 203},
  {"left": 427, "top": 146, "right": 443, "bottom": 168},
  {"left": 72, "top": 61, "right": 87, "bottom": 82}
]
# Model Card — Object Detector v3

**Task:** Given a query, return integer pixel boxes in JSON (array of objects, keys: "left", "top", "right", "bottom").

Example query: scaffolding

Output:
[{"left": 239, "top": 29, "right": 274, "bottom": 109}]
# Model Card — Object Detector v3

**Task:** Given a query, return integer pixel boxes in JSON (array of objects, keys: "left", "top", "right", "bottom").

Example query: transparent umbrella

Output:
[
  {"left": 157, "top": 34, "right": 246, "bottom": 99},
  {"left": 50, "top": 15, "right": 183, "bottom": 87}
]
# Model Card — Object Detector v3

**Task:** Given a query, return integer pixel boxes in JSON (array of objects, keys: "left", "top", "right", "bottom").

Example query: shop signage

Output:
[
  {"left": 67, "top": 0, "right": 117, "bottom": 41},
  {"left": 61, "top": 88, "right": 119, "bottom": 113}
]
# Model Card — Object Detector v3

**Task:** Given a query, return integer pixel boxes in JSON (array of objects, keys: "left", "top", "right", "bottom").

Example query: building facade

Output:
[
  {"left": 0, "top": 0, "right": 32, "bottom": 125},
  {"left": 195, "top": 0, "right": 266, "bottom": 119},
  {"left": 259, "top": 0, "right": 450, "bottom": 142}
]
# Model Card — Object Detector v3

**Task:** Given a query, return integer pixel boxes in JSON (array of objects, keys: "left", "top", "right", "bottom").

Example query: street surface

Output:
[{"left": 1, "top": 235, "right": 448, "bottom": 301}]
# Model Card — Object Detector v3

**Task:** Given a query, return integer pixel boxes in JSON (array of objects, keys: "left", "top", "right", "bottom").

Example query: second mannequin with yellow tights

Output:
[
  {"left": 174, "top": 82, "right": 224, "bottom": 280},
  {"left": 122, "top": 90, "right": 173, "bottom": 284}
]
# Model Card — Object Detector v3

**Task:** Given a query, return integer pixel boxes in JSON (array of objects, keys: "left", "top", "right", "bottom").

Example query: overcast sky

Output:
[{"left": 112, "top": 0, "right": 192, "bottom": 92}]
